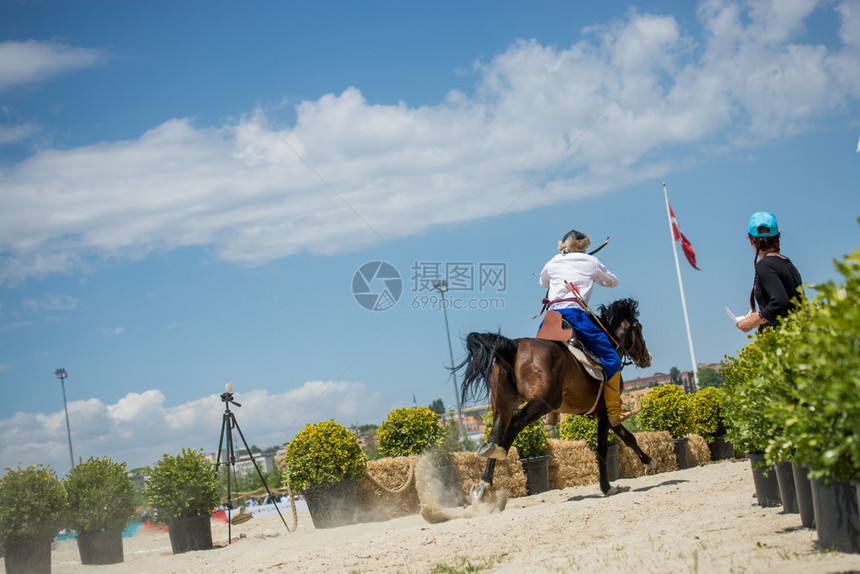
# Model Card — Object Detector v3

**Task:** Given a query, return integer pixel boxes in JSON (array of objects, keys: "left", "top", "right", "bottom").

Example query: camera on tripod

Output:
[{"left": 220, "top": 383, "right": 241, "bottom": 406}]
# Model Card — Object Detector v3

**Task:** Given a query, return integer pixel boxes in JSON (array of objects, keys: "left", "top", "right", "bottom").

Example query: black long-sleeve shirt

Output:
[{"left": 754, "top": 254, "right": 803, "bottom": 326}]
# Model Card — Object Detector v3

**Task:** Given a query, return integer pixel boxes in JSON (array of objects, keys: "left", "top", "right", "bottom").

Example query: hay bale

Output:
[
  {"left": 450, "top": 449, "right": 528, "bottom": 499},
  {"left": 357, "top": 456, "right": 420, "bottom": 519},
  {"left": 617, "top": 431, "right": 678, "bottom": 477},
  {"left": 547, "top": 439, "right": 599, "bottom": 489},
  {"left": 686, "top": 434, "right": 712, "bottom": 467}
]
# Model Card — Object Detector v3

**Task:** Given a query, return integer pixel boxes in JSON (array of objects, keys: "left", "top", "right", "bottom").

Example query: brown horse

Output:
[{"left": 456, "top": 298, "right": 661, "bottom": 499}]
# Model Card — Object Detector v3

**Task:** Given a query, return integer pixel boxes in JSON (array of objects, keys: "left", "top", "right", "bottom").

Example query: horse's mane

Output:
[{"left": 597, "top": 298, "right": 640, "bottom": 329}]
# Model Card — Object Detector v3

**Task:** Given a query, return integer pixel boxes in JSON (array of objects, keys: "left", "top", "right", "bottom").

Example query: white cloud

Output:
[
  {"left": 0, "top": 381, "right": 382, "bottom": 473},
  {"left": 0, "top": 40, "right": 106, "bottom": 90},
  {"left": 21, "top": 293, "right": 77, "bottom": 313},
  {"left": 0, "top": 2, "right": 857, "bottom": 283},
  {"left": 0, "top": 123, "right": 41, "bottom": 145}
]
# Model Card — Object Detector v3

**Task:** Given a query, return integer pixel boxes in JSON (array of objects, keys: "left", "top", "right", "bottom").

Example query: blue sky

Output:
[{"left": 1, "top": 0, "right": 858, "bottom": 475}]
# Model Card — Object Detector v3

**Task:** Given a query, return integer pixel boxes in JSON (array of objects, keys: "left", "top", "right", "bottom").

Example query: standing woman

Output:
[{"left": 737, "top": 212, "right": 803, "bottom": 333}]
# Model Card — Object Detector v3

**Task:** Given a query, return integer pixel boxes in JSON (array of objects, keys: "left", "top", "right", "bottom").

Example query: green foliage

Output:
[
  {"left": 637, "top": 384, "right": 694, "bottom": 439},
  {"left": 690, "top": 387, "right": 725, "bottom": 443},
  {"left": 722, "top": 315, "right": 799, "bottom": 454},
  {"left": 0, "top": 464, "right": 67, "bottom": 543},
  {"left": 669, "top": 366, "right": 680, "bottom": 384},
  {"left": 283, "top": 420, "right": 367, "bottom": 492},
  {"left": 765, "top": 249, "right": 860, "bottom": 482},
  {"left": 697, "top": 367, "right": 725, "bottom": 389},
  {"left": 481, "top": 407, "right": 549, "bottom": 458},
  {"left": 428, "top": 399, "right": 446, "bottom": 415},
  {"left": 722, "top": 245, "right": 860, "bottom": 482},
  {"left": 144, "top": 448, "right": 219, "bottom": 523},
  {"left": 558, "top": 414, "right": 616, "bottom": 450},
  {"left": 377, "top": 407, "right": 445, "bottom": 458},
  {"left": 64, "top": 456, "right": 136, "bottom": 534}
]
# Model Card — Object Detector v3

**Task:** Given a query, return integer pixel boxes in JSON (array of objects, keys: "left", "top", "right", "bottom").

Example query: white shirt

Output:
[{"left": 539, "top": 252, "right": 618, "bottom": 310}]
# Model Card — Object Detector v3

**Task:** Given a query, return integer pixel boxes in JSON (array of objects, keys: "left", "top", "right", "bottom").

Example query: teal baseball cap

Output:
[{"left": 748, "top": 212, "right": 779, "bottom": 237}]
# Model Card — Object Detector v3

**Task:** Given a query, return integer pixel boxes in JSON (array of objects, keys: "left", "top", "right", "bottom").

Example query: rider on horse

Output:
[{"left": 538, "top": 228, "right": 634, "bottom": 426}]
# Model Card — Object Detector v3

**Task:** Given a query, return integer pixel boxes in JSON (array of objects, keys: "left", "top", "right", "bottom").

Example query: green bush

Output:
[
  {"left": 558, "top": 414, "right": 616, "bottom": 450},
  {"left": 144, "top": 448, "right": 219, "bottom": 524},
  {"left": 722, "top": 322, "right": 793, "bottom": 454},
  {"left": 482, "top": 407, "right": 549, "bottom": 458},
  {"left": 637, "top": 384, "right": 694, "bottom": 439},
  {"left": 377, "top": 407, "right": 445, "bottom": 458},
  {"left": 0, "top": 464, "right": 67, "bottom": 544},
  {"left": 764, "top": 249, "right": 860, "bottom": 482},
  {"left": 690, "top": 387, "right": 725, "bottom": 443},
  {"left": 283, "top": 420, "right": 367, "bottom": 492},
  {"left": 64, "top": 456, "right": 136, "bottom": 534}
]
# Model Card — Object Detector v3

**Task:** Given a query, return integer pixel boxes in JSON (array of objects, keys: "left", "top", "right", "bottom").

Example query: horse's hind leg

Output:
[{"left": 611, "top": 423, "right": 662, "bottom": 473}]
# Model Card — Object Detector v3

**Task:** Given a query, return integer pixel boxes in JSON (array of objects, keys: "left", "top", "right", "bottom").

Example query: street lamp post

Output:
[
  {"left": 55, "top": 368, "right": 75, "bottom": 468},
  {"left": 433, "top": 281, "right": 467, "bottom": 451}
]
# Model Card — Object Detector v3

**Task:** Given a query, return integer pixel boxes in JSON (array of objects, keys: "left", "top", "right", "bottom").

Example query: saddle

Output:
[{"left": 536, "top": 311, "right": 604, "bottom": 381}]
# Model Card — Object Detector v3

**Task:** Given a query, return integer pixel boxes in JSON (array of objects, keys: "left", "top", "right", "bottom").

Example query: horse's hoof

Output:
[
  {"left": 470, "top": 482, "right": 487, "bottom": 502},
  {"left": 646, "top": 459, "right": 663, "bottom": 474},
  {"left": 477, "top": 442, "right": 507, "bottom": 460},
  {"left": 602, "top": 485, "right": 628, "bottom": 497}
]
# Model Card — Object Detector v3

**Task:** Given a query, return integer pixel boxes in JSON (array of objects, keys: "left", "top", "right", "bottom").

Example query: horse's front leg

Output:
[
  {"left": 611, "top": 422, "right": 662, "bottom": 473},
  {"left": 480, "top": 458, "right": 497, "bottom": 486},
  {"left": 596, "top": 414, "right": 612, "bottom": 495}
]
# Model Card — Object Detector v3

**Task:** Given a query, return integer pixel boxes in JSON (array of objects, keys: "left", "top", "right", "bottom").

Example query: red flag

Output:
[{"left": 668, "top": 203, "right": 702, "bottom": 270}]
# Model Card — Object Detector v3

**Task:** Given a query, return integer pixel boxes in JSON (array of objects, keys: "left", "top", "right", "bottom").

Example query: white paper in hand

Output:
[{"left": 726, "top": 306, "right": 745, "bottom": 324}]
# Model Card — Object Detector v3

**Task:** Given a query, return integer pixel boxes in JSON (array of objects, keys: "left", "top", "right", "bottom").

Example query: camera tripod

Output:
[{"left": 215, "top": 386, "right": 294, "bottom": 542}]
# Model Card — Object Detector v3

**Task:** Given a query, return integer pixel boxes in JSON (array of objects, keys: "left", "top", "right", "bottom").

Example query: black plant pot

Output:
[
  {"left": 672, "top": 437, "right": 689, "bottom": 470},
  {"left": 746, "top": 453, "right": 781, "bottom": 508},
  {"left": 774, "top": 462, "right": 799, "bottom": 514},
  {"left": 77, "top": 528, "right": 124, "bottom": 564},
  {"left": 810, "top": 477, "right": 860, "bottom": 553},
  {"left": 2, "top": 537, "right": 52, "bottom": 574},
  {"left": 606, "top": 444, "right": 619, "bottom": 483},
  {"left": 167, "top": 514, "right": 213, "bottom": 554},
  {"left": 709, "top": 435, "right": 735, "bottom": 461},
  {"left": 520, "top": 455, "right": 550, "bottom": 495},
  {"left": 792, "top": 463, "right": 815, "bottom": 528},
  {"left": 303, "top": 479, "right": 360, "bottom": 529}
]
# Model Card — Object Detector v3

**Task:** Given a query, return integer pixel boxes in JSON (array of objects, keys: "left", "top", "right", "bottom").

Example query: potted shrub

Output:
[
  {"left": 482, "top": 407, "right": 551, "bottom": 494},
  {"left": 377, "top": 406, "right": 446, "bottom": 458},
  {"left": 690, "top": 387, "right": 733, "bottom": 460},
  {"left": 283, "top": 420, "right": 367, "bottom": 528},
  {"left": 0, "top": 464, "right": 67, "bottom": 574},
  {"left": 763, "top": 248, "right": 860, "bottom": 550},
  {"left": 64, "top": 456, "right": 135, "bottom": 564},
  {"left": 559, "top": 414, "right": 619, "bottom": 481},
  {"left": 377, "top": 407, "right": 461, "bottom": 505},
  {"left": 144, "top": 448, "right": 219, "bottom": 554},
  {"left": 638, "top": 384, "right": 694, "bottom": 469}
]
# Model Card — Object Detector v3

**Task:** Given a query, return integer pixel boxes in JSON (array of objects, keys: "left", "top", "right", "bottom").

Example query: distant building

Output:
[
  {"left": 621, "top": 363, "right": 720, "bottom": 408},
  {"left": 204, "top": 450, "right": 278, "bottom": 477}
]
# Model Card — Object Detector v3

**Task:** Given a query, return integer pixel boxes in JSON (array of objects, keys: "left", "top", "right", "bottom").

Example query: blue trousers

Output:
[{"left": 542, "top": 307, "right": 622, "bottom": 380}]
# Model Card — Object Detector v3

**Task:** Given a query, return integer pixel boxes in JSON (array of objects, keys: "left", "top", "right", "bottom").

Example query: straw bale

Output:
[
  {"left": 547, "top": 439, "right": 599, "bottom": 489},
  {"left": 450, "top": 449, "right": 528, "bottom": 499},
  {"left": 357, "top": 456, "right": 420, "bottom": 519},
  {"left": 617, "top": 431, "right": 678, "bottom": 478},
  {"left": 686, "top": 434, "right": 712, "bottom": 467}
]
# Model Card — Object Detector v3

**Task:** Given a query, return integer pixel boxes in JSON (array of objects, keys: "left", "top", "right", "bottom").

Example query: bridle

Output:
[{"left": 611, "top": 318, "right": 648, "bottom": 369}]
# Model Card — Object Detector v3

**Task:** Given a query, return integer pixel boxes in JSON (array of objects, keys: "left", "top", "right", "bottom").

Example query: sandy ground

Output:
[{"left": 33, "top": 459, "right": 860, "bottom": 573}]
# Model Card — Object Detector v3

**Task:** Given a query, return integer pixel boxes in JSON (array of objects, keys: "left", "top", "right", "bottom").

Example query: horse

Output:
[{"left": 456, "top": 298, "right": 661, "bottom": 499}]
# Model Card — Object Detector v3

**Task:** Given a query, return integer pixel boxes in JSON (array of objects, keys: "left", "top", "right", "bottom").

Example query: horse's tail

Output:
[{"left": 454, "top": 332, "right": 518, "bottom": 405}]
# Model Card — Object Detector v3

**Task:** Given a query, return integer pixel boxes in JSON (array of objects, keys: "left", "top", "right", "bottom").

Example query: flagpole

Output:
[{"left": 662, "top": 182, "right": 699, "bottom": 389}]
